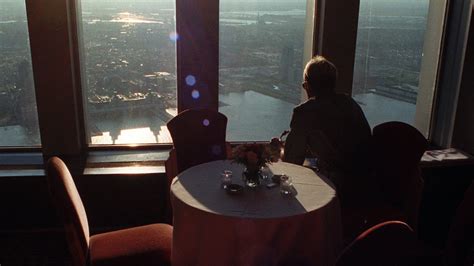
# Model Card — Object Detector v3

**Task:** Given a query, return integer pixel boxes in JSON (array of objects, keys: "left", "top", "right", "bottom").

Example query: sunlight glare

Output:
[
  {"left": 91, "top": 132, "right": 114, "bottom": 145},
  {"left": 169, "top": 31, "right": 179, "bottom": 42},
  {"left": 115, "top": 127, "right": 157, "bottom": 144}
]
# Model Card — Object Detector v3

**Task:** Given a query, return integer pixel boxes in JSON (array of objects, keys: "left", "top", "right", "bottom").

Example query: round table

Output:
[{"left": 171, "top": 160, "right": 342, "bottom": 266}]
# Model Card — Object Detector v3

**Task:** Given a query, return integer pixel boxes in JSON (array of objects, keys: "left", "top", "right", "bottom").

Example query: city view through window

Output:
[
  {"left": 81, "top": 0, "right": 177, "bottom": 144},
  {"left": 0, "top": 0, "right": 40, "bottom": 146},
  {"left": 82, "top": 0, "right": 310, "bottom": 144},
  {"left": 219, "top": 0, "right": 308, "bottom": 141},
  {"left": 0, "top": 0, "right": 433, "bottom": 146},
  {"left": 219, "top": 0, "right": 432, "bottom": 140},
  {"left": 353, "top": 0, "right": 430, "bottom": 127}
]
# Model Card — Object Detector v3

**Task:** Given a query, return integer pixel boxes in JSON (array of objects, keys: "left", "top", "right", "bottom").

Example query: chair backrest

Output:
[
  {"left": 371, "top": 121, "right": 428, "bottom": 228},
  {"left": 336, "top": 221, "right": 417, "bottom": 266},
  {"left": 167, "top": 108, "right": 228, "bottom": 174},
  {"left": 46, "top": 157, "right": 89, "bottom": 266},
  {"left": 445, "top": 181, "right": 474, "bottom": 266},
  {"left": 372, "top": 121, "right": 428, "bottom": 174}
]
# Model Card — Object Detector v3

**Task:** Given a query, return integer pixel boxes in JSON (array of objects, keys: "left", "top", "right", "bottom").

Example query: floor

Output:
[{"left": 0, "top": 231, "right": 71, "bottom": 266}]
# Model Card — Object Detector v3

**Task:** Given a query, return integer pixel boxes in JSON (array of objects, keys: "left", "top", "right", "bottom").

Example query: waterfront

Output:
[{"left": 0, "top": 90, "right": 414, "bottom": 146}]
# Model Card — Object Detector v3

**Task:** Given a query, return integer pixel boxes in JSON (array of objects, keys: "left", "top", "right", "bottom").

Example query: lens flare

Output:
[
  {"left": 185, "top": 75, "right": 196, "bottom": 86},
  {"left": 191, "top": 89, "right": 200, "bottom": 99},
  {"left": 212, "top": 145, "right": 222, "bottom": 155},
  {"left": 202, "top": 119, "right": 210, "bottom": 126},
  {"left": 169, "top": 31, "right": 179, "bottom": 42}
]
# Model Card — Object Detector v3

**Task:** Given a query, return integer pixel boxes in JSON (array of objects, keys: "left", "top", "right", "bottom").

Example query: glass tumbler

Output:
[
  {"left": 260, "top": 166, "right": 271, "bottom": 182},
  {"left": 280, "top": 174, "right": 293, "bottom": 195},
  {"left": 221, "top": 170, "right": 233, "bottom": 189}
]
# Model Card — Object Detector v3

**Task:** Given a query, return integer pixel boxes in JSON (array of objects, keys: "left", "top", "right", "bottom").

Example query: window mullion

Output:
[
  {"left": 26, "top": 0, "right": 86, "bottom": 157},
  {"left": 176, "top": 0, "right": 219, "bottom": 112},
  {"left": 316, "top": 0, "right": 360, "bottom": 96}
]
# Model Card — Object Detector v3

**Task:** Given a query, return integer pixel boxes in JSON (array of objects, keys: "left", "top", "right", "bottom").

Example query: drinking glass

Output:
[
  {"left": 280, "top": 174, "right": 293, "bottom": 195},
  {"left": 221, "top": 170, "right": 233, "bottom": 189},
  {"left": 260, "top": 166, "right": 271, "bottom": 182}
]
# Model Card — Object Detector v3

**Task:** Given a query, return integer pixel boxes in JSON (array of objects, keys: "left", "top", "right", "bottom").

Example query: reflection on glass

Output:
[
  {"left": 219, "top": 0, "right": 308, "bottom": 141},
  {"left": 352, "top": 0, "right": 430, "bottom": 127},
  {"left": 0, "top": 0, "right": 41, "bottom": 146},
  {"left": 80, "top": 0, "right": 177, "bottom": 144}
]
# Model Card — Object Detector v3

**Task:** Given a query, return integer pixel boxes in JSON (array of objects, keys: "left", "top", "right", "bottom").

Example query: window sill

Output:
[
  {"left": 85, "top": 150, "right": 169, "bottom": 175},
  {"left": 83, "top": 165, "right": 165, "bottom": 175},
  {"left": 0, "top": 150, "right": 171, "bottom": 177}
]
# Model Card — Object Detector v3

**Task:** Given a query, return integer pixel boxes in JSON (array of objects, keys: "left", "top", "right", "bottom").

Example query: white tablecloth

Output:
[{"left": 171, "top": 160, "right": 342, "bottom": 266}]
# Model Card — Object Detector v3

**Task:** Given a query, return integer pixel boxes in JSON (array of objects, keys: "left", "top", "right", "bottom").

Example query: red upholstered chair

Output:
[
  {"left": 165, "top": 108, "right": 231, "bottom": 184},
  {"left": 445, "top": 181, "right": 474, "bottom": 266},
  {"left": 342, "top": 122, "right": 428, "bottom": 242},
  {"left": 46, "top": 157, "right": 173, "bottom": 266},
  {"left": 336, "top": 221, "right": 418, "bottom": 266},
  {"left": 371, "top": 121, "right": 428, "bottom": 229}
]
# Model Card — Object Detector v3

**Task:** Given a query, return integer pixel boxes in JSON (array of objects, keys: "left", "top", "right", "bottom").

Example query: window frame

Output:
[
  {"left": 431, "top": 0, "right": 474, "bottom": 148},
  {"left": 349, "top": 0, "right": 449, "bottom": 139},
  {"left": 22, "top": 0, "right": 320, "bottom": 157},
  {"left": 415, "top": 0, "right": 450, "bottom": 138},
  {"left": 26, "top": 0, "right": 87, "bottom": 157},
  {"left": 3, "top": 0, "right": 459, "bottom": 159}
]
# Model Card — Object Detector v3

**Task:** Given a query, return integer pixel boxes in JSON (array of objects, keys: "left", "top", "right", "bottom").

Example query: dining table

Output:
[{"left": 170, "top": 160, "right": 342, "bottom": 266}]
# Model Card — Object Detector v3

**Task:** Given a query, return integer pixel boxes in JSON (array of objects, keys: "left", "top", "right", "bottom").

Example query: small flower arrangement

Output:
[{"left": 232, "top": 138, "right": 283, "bottom": 170}]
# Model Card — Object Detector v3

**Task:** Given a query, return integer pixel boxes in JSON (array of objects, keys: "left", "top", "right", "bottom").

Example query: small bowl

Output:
[
  {"left": 225, "top": 184, "right": 243, "bottom": 195},
  {"left": 272, "top": 174, "right": 282, "bottom": 184}
]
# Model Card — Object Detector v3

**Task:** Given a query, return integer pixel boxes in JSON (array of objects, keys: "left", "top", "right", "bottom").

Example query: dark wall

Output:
[
  {"left": 0, "top": 172, "right": 170, "bottom": 233},
  {"left": 79, "top": 173, "right": 170, "bottom": 231},
  {"left": 419, "top": 163, "right": 474, "bottom": 248},
  {"left": 0, "top": 175, "right": 59, "bottom": 230}
]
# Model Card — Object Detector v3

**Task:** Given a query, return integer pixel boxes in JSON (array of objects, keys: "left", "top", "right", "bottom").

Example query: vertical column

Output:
[
  {"left": 26, "top": 0, "right": 86, "bottom": 157},
  {"left": 414, "top": 0, "right": 448, "bottom": 137},
  {"left": 300, "top": 0, "right": 316, "bottom": 102},
  {"left": 431, "top": 0, "right": 472, "bottom": 147},
  {"left": 176, "top": 0, "right": 219, "bottom": 112},
  {"left": 314, "top": 0, "right": 360, "bottom": 95},
  {"left": 452, "top": 6, "right": 474, "bottom": 153}
]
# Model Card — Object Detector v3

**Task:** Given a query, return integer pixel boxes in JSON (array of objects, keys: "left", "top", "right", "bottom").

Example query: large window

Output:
[
  {"left": 352, "top": 0, "right": 431, "bottom": 127},
  {"left": 0, "top": 0, "right": 40, "bottom": 146},
  {"left": 219, "top": 0, "right": 311, "bottom": 141},
  {"left": 0, "top": 0, "right": 454, "bottom": 156},
  {"left": 80, "top": 0, "right": 177, "bottom": 145}
]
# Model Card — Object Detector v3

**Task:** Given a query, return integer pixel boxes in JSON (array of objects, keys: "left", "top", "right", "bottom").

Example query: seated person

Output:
[{"left": 283, "top": 56, "right": 372, "bottom": 200}]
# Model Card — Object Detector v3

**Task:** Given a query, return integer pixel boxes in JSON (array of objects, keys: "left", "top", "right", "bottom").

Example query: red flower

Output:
[{"left": 232, "top": 139, "right": 282, "bottom": 168}]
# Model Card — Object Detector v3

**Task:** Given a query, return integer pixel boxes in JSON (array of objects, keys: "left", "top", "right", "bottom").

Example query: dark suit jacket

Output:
[{"left": 283, "top": 93, "right": 371, "bottom": 175}]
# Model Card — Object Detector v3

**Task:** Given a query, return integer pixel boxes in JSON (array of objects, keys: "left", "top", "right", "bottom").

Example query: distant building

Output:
[
  {"left": 257, "top": 13, "right": 266, "bottom": 26},
  {"left": 15, "top": 60, "right": 39, "bottom": 137},
  {"left": 279, "top": 44, "right": 294, "bottom": 83}
]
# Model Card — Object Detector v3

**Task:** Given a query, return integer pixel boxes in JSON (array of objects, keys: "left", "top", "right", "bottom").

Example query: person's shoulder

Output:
[
  {"left": 333, "top": 93, "right": 362, "bottom": 106},
  {"left": 333, "top": 93, "right": 353, "bottom": 101},
  {"left": 294, "top": 99, "right": 318, "bottom": 113},
  {"left": 345, "top": 95, "right": 365, "bottom": 109}
]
